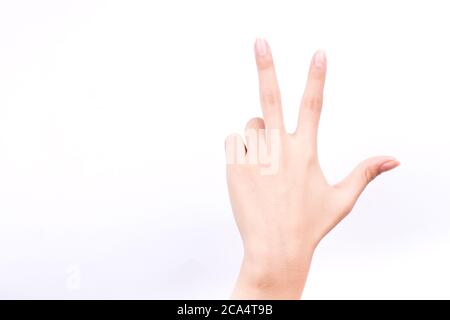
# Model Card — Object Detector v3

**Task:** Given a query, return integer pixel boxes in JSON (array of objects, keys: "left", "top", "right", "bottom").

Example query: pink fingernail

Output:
[
  {"left": 379, "top": 159, "right": 400, "bottom": 173},
  {"left": 255, "top": 38, "right": 268, "bottom": 56},
  {"left": 313, "top": 50, "right": 326, "bottom": 69}
]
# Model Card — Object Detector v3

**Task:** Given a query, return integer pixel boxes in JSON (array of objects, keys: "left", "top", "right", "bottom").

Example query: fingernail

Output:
[
  {"left": 255, "top": 38, "right": 268, "bottom": 56},
  {"left": 313, "top": 50, "right": 326, "bottom": 69},
  {"left": 379, "top": 159, "right": 400, "bottom": 173}
]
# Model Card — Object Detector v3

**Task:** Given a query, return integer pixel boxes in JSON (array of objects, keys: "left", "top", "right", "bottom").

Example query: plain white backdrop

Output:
[{"left": 0, "top": 0, "right": 449, "bottom": 299}]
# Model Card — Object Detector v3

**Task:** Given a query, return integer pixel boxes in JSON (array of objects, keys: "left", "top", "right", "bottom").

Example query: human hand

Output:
[{"left": 225, "top": 39, "right": 399, "bottom": 299}]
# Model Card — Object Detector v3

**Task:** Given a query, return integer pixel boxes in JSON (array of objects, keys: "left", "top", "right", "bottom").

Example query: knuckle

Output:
[
  {"left": 363, "top": 166, "right": 376, "bottom": 184},
  {"left": 302, "top": 96, "right": 323, "bottom": 111},
  {"left": 261, "top": 90, "right": 280, "bottom": 106},
  {"left": 245, "top": 117, "right": 264, "bottom": 130},
  {"left": 256, "top": 56, "right": 274, "bottom": 70}
]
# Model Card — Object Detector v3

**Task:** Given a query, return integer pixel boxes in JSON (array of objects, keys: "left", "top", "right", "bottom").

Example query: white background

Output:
[{"left": 0, "top": 0, "right": 449, "bottom": 299}]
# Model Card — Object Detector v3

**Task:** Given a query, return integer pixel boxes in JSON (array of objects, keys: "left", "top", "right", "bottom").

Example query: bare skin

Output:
[{"left": 225, "top": 39, "right": 400, "bottom": 299}]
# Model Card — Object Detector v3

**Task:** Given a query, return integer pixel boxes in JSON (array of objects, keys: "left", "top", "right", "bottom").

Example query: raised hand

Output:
[{"left": 225, "top": 38, "right": 399, "bottom": 299}]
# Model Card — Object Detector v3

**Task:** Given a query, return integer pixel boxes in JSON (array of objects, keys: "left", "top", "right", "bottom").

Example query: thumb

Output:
[{"left": 336, "top": 156, "right": 400, "bottom": 202}]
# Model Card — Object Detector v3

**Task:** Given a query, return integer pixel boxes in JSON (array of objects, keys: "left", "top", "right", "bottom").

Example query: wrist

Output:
[{"left": 232, "top": 244, "right": 315, "bottom": 299}]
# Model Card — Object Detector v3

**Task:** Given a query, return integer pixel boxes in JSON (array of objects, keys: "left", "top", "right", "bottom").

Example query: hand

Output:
[{"left": 225, "top": 38, "right": 399, "bottom": 299}]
